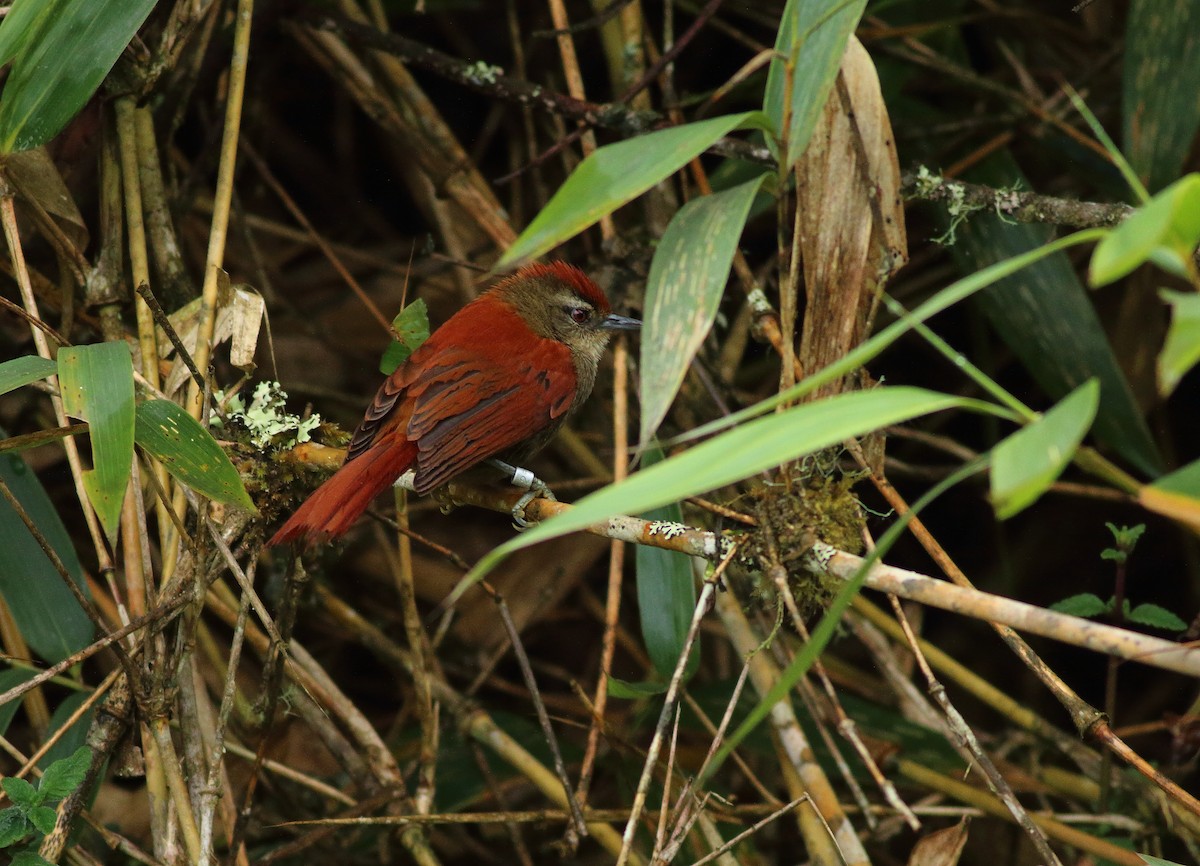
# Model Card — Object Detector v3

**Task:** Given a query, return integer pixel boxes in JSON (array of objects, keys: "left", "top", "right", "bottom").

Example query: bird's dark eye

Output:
[{"left": 568, "top": 307, "right": 590, "bottom": 324}]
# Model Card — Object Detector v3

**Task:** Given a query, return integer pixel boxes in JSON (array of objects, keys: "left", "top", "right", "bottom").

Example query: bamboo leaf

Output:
[
  {"left": 1158, "top": 289, "right": 1200, "bottom": 397},
  {"left": 0, "top": 355, "right": 55, "bottom": 396},
  {"left": 0, "top": 435, "right": 93, "bottom": 664},
  {"left": 635, "top": 445, "right": 700, "bottom": 679},
  {"left": 1122, "top": 0, "right": 1200, "bottom": 192},
  {"left": 955, "top": 154, "right": 1162, "bottom": 476},
  {"left": 135, "top": 400, "right": 257, "bottom": 513},
  {"left": 499, "top": 112, "right": 772, "bottom": 267},
  {"left": 1089, "top": 175, "right": 1200, "bottom": 286},
  {"left": 0, "top": 0, "right": 158, "bottom": 153},
  {"left": 1139, "top": 457, "right": 1200, "bottom": 533},
  {"left": 763, "top": 0, "right": 869, "bottom": 170},
  {"left": 57, "top": 343, "right": 134, "bottom": 545},
  {"left": 640, "top": 174, "right": 768, "bottom": 447},
  {"left": 990, "top": 380, "right": 1099, "bottom": 519},
  {"left": 448, "top": 388, "right": 994, "bottom": 607}
]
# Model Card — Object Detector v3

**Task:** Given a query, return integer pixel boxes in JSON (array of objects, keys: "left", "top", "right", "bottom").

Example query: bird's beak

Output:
[{"left": 600, "top": 313, "right": 641, "bottom": 331}]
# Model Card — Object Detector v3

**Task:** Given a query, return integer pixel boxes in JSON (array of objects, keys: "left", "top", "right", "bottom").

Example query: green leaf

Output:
[
  {"left": 0, "top": 356, "right": 56, "bottom": 397},
  {"left": 1139, "top": 854, "right": 1189, "bottom": 866},
  {"left": 447, "top": 387, "right": 987, "bottom": 608},
  {"left": 0, "top": 807, "right": 30, "bottom": 846},
  {"left": 0, "top": 435, "right": 94, "bottom": 665},
  {"left": 499, "top": 112, "right": 772, "bottom": 267},
  {"left": 37, "top": 746, "right": 91, "bottom": 800},
  {"left": 763, "top": 0, "right": 869, "bottom": 170},
  {"left": 1107, "top": 522, "right": 1146, "bottom": 548},
  {"left": 1150, "top": 458, "right": 1200, "bottom": 497},
  {"left": 640, "top": 174, "right": 769, "bottom": 447},
  {"left": 11, "top": 851, "right": 56, "bottom": 866},
  {"left": 0, "top": 0, "right": 158, "bottom": 153},
  {"left": 703, "top": 459, "right": 986, "bottom": 784},
  {"left": 990, "top": 380, "right": 1099, "bottom": 519},
  {"left": 1122, "top": 0, "right": 1200, "bottom": 193},
  {"left": 955, "top": 154, "right": 1162, "bottom": 476},
  {"left": 380, "top": 298, "right": 431, "bottom": 375},
  {"left": 1049, "top": 593, "right": 1108, "bottom": 618},
  {"left": 1139, "top": 456, "right": 1200, "bottom": 531},
  {"left": 26, "top": 805, "right": 56, "bottom": 835},
  {"left": 1090, "top": 175, "right": 1200, "bottom": 286},
  {"left": 1126, "top": 603, "right": 1187, "bottom": 631},
  {"left": 1158, "top": 289, "right": 1200, "bottom": 397},
  {"left": 607, "top": 677, "right": 668, "bottom": 699},
  {"left": 636, "top": 445, "right": 700, "bottom": 679},
  {"left": 135, "top": 400, "right": 257, "bottom": 513},
  {"left": 39, "top": 692, "right": 91, "bottom": 771},
  {"left": 2, "top": 776, "right": 39, "bottom": 809},
  {"left": 525, "top": 388, "right": 977, "bottom": 544},
  {"left": 57, "top": 343, "right": 135, "bottom": 545},
  {"left": 0, "top": 0, "right": 53, "bottom": 67},
  {"left": 0, "top": 668, "right": 35, "bottom": 734},
  {"left": 634, "top": 394, "right": 964, "bottom": 524}
]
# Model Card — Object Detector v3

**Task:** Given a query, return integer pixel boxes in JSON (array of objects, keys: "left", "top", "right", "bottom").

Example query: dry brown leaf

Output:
[
  {"left": 796, "top": 36, "right": 907, "bottom": 398},
  {"left": 906, "top": 818, "right": 970, "bottom": 866},
  {"left": 6, "top": 147, "right": 89, "bottom": 250},
  {"left": 161, "top": 270, "right": 265, "bottom": 395}
]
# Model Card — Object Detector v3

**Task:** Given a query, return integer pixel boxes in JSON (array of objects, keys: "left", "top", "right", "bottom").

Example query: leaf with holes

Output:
[
  {"left": 380, "top": 299, "right": 430, "bottom": 375},
  {"left": 135, "top": 400, "right": 257, "bottom": 513}
]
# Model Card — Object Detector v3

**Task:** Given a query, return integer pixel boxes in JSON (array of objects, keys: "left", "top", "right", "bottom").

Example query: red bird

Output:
[{"left": 269, "top": 262, "right": 640, "bottom": 546}]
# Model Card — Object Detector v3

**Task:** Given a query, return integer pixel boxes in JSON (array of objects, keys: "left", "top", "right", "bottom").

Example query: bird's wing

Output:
[
  {"left": 404, "top": 335, "right": 576, "bottom": 493},
  {"left": 344, "top": 372, "right": 409, "bottom": 463},
  {"left": 343, "top": 300, "right": 498, "bottom": 463}
]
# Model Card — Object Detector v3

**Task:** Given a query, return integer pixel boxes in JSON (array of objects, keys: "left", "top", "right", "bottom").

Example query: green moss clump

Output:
[{"left": 736, "top": 462, "right": 866, "bottom": 618}]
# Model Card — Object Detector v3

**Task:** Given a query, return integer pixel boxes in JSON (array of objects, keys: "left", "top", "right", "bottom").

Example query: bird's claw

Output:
[
  {"left": 486, "top": 459, "right": 556, "bottom": 529},
  {"left": 511, "top": 479, "right": 555, "bottom": 529},
  {"left": 433, "top": 486, "right": 458, "bottom": 515}
]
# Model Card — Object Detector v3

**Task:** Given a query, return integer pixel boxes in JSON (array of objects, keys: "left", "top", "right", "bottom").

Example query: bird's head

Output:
[{"left": 497, "top": 262, "right": 640, "bottom": 366}]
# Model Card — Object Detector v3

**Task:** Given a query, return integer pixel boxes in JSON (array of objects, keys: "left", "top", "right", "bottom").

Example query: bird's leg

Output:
[
  {"left": 488, "top": 459, "right": 556, "bottom": 528},
  {"left": 394, "top": 468, "right": 459, "bottom": 513}
]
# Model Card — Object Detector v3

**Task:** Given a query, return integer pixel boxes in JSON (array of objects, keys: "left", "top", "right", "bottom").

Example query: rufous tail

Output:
[{"left": 268, "top": 440, "right": 418, "bottom": 547}]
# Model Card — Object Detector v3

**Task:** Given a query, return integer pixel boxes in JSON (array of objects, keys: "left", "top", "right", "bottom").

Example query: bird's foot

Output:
[
  {"left": 488, "top": 459, "right": 556, "bottom": 528},
  {"left": 432, "top": 485, "right": 458, "bottom": 515}
]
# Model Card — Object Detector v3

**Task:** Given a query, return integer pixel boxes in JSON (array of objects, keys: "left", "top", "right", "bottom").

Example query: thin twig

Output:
[
  {"left": 0, "top": 475, "right": 137, "bottom": 682},
  {"left": 887, "top": 593, "right": 1064, "bottom": 866},
  {"left": 615, "top": 551, "right": 734, "bottom": 866},
  {"left": 687, "top": 796, "right": 811, "bottom": 866},
  {"left": 491, "top": 590, "right": 589, "bottom": 838},
  {"left": 135, "top": 282, "right": 206, "bottom": 394}
]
